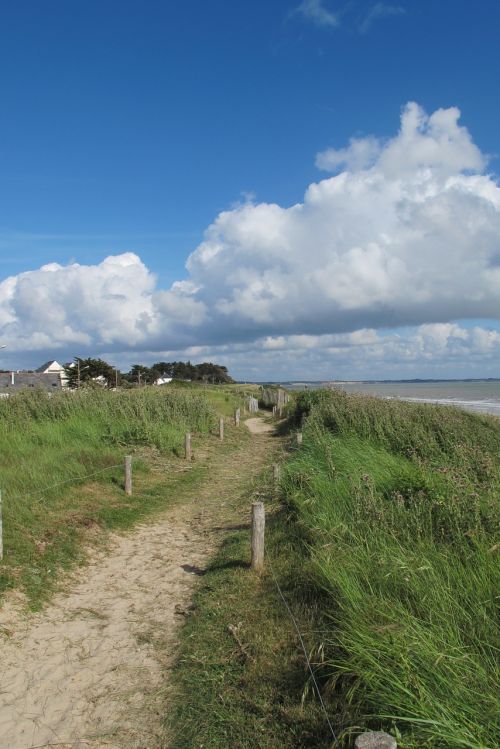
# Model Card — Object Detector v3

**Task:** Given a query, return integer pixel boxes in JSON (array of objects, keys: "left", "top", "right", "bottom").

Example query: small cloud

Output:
[
  {"left": 316, "top": 135, "right": 382, "bottom": 172},
  {"left": 295, "top": 0, "right": 339, "bottom": 29},
  {"left": 359, "top": 3, "right": 405, "bottom": 33}
]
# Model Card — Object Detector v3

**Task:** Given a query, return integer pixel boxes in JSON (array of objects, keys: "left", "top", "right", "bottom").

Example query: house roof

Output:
[
  {"left": 0, "top": 373, "right": 62, "bottom": 391},
  {"left": 35, "top": 360, "right": 62, "bottom": 373}
]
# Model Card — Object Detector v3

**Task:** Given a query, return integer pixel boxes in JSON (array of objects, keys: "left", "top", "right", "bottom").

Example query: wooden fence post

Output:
[
  {"left": 0, "top": 489, "right": 3, "bottom": 561},
  {"left": 296, "top": 432, "right": 303, "bottom": 446},
  {"left": 234, "top": 408, "right": 240, "bottom": 427},
  {"left": 247, "top": 396, "right": 258, "bottom": 413},
  {"left": 355, "top": 733, "right": 397, "bottom": 749},
  {"left": 185, "top": 432, "right": 192, "bottom": 461},
  {"left": 219, "top": 417, "right": 224, "bottom": 441},
  {"left": 125, "top": 456, "right": 132, "bottom": 495},
  {"left": 251, "top": 501, "right": 265, "bottom": 572}
]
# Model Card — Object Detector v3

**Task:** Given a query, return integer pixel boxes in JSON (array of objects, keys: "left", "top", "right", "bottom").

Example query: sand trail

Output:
[
  {"left": 244, "top": 416, "right": 274, "bottom": 434},
  {"left": 0, "top": 421, "right": 276, "bottom": 749}
]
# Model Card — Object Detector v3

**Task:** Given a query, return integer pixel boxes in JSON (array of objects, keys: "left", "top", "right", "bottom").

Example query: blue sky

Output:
[{"left": 1, "top": 0, "right": 500, "bottom": 378}]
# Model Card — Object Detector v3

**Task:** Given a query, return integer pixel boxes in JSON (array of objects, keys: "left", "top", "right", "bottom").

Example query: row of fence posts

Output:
[
  {"left": 0, "top": 408, "right": 396, "bottom": 748},
  {"left": 251, "top": 437, "right": 397, "bottom": 749},
  {"left": 119, "top": 412, "right": 243, "bottom": 503},
  {"left": 0, "top": 417, "right": 234, "bottom": 555},
  {"left": 0, "top": 410, "right": 297, "bottom": 559},
  {"left": 0, "top": 404, "right": 288, "bottom": 557},
  {"left": 120, "top": 429, "right": 303, "bottom": 502},
  {"left": 0, "top": 438, "right": 199, "bottom": 558}
]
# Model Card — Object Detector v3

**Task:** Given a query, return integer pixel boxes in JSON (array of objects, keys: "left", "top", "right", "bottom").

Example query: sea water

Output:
[{"left": 283, "top": 380, "right": 500, "bottom": 417}]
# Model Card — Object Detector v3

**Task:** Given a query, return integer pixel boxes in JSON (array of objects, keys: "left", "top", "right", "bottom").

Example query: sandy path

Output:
[
  {"left": 0, "top": 422, "right": 276, "bottom": 749},
  {"left": 244, "top": 416, "right": 274, "bottom": 434}
]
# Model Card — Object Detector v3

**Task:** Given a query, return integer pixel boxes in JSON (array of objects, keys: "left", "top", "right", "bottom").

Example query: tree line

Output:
[{"left": 63, "top": 358, "right": 234, "bottom": 388}]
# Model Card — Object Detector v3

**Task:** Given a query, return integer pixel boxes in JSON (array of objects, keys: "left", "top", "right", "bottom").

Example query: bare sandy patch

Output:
[
  {"left": 0, "top": 510, "right": 211, "bottom": 748},
  {"left": 244, "top": 416, "right": 274, "bottom": 434}
]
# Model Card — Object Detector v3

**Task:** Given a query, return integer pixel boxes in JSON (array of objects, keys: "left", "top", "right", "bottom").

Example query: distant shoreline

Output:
[
  {"left": 250, "top": 378, "right": 500, "bottom": 385},
  {"left": 245, "top": 379, "right": 500, "bottom": 418}
]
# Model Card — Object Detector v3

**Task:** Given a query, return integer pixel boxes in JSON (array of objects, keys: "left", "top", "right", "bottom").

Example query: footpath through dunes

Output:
[{"left": 0, "top": 416, "right": 279, "bottom": 749}]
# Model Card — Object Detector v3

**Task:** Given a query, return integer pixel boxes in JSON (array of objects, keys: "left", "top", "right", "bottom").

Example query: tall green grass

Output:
[
  {"left": 0, "top": 387, "right": 216, "bottom": 603},
  {"left": 284, "top": 390, "right": 499, "bottom": 748}
]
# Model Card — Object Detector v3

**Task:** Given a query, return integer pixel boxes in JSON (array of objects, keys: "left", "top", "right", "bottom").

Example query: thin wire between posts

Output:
[
  {"left": 19, "top": 463, "right": 125, "bottom": 505},
  {"left": 265, "top": 550, "right": 341, "bottom": 749}
]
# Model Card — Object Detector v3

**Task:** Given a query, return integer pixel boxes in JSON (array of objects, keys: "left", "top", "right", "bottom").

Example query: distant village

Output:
[{"left": 0, "top": 358, "right": 234, "bottom": 394}]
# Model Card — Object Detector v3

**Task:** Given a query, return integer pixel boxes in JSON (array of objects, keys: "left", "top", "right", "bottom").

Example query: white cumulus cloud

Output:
[
  {"left": 1, "top": 102, "right": 500, "bottom": 378},
  {"left": 185, "top": 103, "right": 499, "bottom": 344},
  {"left": 0, "top": 252, "right": 204, "bottom": 354}
]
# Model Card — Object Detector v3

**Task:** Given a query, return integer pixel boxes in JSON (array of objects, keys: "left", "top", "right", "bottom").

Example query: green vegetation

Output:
[
  {"left": 282, "top": 389, "right": 500, "bottom": 748},
  {"left": 167, "top": 470, "right": 331, "bottom": 749},
  {"left": 137, "top": 379, "right": 259, "bottom": 419},
  {"left": 4, "top": 380, "right": 495, "bottom": 748},
  {"left": 64, "top": 357, "right": 234, "bottom": 387},
  {"left": 63, "top": 356, "right": 118, "bottom": 388},
  {"left": 0, "top": 386, "right": 220, "bottom": 605},
  {"left": 125, "top": 359, "right": 234, "bottom": 384}
]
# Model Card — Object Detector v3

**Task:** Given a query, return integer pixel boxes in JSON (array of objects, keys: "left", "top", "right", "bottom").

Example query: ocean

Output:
[{"left": 281, "top": 380, "right": 500, "bottom": 417}]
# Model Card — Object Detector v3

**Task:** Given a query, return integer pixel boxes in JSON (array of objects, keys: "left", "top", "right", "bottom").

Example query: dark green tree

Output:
[
  {"left": 119, "top": 360, "right": 234, "bottom": 386},
  {"left": 126, "top": 364, "right": 156, "bottom": 386},
  {"left": 150, "top": 362, "right": 174, "bottom": 379},
  {"left": 64, "top": 357, "right": 117, "bottom": 388},
  {"left": 171, "top": 361, "right": 197, "bottom": 380},
  {"left": 195, "top": 362, "right": 233, "bottom": 384}
]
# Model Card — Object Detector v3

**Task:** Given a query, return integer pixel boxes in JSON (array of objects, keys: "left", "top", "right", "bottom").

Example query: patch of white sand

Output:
[{"left": 0, "top": 506, "right": 213, "bottom": 748}]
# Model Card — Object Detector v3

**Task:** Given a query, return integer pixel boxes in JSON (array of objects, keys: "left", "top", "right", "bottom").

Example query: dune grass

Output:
[
  {"left": 0, "top": 386, "right": 218, "bottom": 605},
  {"left": 282, "top": 390, "right": 499, "bottom": 748},
  {"left": 167, "top": 468, "right": 332, "bottom": 749},
  {"left": 170, "top": 380, "right": 260, "bottom": 418}
]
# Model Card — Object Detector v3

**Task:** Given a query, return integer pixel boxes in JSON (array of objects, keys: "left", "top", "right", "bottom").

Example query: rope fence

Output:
[
  {"left": 26, "top": 463, "right": 125, "bottom": 505},
  {"left": 0, "top": 416, "right": 213, "bottom": 560},
  {"left": 0, "top": 409, "right": 236, "bottom": 560}
]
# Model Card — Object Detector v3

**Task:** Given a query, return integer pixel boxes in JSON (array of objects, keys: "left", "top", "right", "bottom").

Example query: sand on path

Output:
[
  {"left": 0, "top": 421, "right": 276, "bottom": 749},
  {"left": 244, "top": 416, "right": 274, "bottom": 434}
]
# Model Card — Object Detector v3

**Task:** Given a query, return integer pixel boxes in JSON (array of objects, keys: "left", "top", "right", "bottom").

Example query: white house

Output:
[
  {"left": 36, "top": 360, "right": 64, "bottom": 374},
  {"left": 154, "top": 376, "right": 173, "bottom": 386},
  {"left": 35, "top": 360, "right": 68, "bottom": 386}
]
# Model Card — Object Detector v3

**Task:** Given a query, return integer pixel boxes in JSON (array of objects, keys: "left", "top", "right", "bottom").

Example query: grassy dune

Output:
[
  {"left": 283, "top": 390, "right": 499, "bottom": 748},
  {"left": 0, "top": 386, "right": 218, "bottom": 605}
]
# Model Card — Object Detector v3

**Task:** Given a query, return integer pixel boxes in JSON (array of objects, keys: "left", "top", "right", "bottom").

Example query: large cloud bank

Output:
[{"left": 1, "top": 102, "right": 500, "bottom": 376}]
